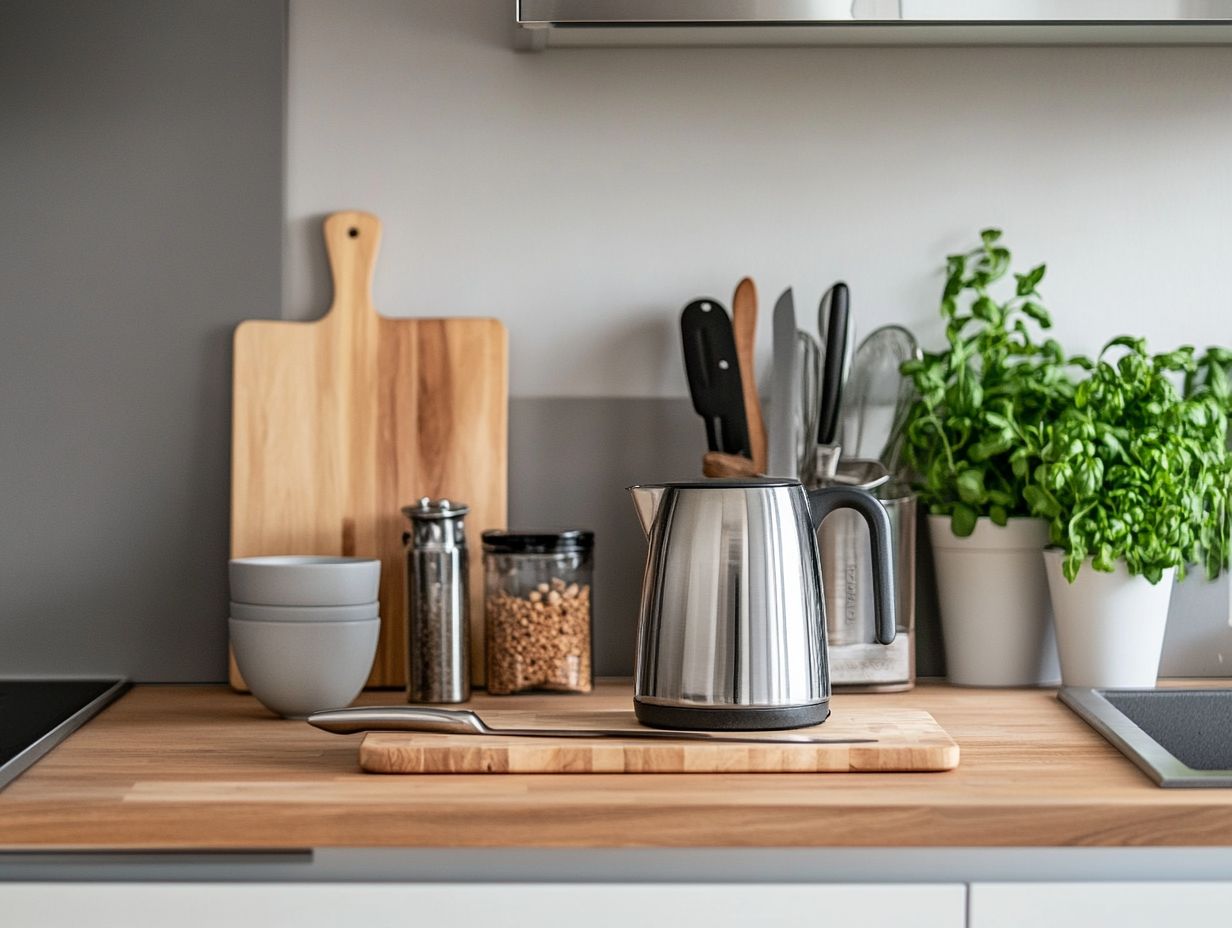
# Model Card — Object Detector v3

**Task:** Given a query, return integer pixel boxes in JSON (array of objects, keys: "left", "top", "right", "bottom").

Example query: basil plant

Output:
[
  {"left": 900, "top": 229, "right": 1079, "bottom": 537},
  {"left": 1022, "top": 339, "right": 1232, "bottom": 584}
]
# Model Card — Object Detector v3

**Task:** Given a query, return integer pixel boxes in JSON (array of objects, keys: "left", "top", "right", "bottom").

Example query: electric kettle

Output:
[{"left": 628, "top": 478, "right": 895, "bottom": 730}]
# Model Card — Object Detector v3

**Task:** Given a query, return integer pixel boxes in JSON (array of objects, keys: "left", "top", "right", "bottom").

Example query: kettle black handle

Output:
[{"left": 805, "top": 486, "right": 896, "bottom": 646}]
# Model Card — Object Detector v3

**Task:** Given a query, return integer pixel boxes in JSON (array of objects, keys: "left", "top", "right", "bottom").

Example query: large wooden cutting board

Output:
[
  {"left": 359, "top": 706, "right": 959, "bottom": 774},
  {"left": 231, "top": 211, "right": 507, "bottom": 688}
]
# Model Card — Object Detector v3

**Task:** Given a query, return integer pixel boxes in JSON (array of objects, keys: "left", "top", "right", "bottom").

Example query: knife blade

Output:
[
  {"left": 767, "top": 288, "right": 799, "bottom": 477},
  {"left": 308, "top": 706, "right": 877, "bottom": 745}
]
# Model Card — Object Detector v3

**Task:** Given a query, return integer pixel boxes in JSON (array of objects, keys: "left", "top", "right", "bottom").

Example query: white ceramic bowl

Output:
[
  {"left": 229, "top": 616, "right": 379, "bottom": 719},
  {"left": 229, "top": 600, "right": 378, "bottom": 623},
  {"left": 229, "top": 556, "right": 380, "bottom": 606}
]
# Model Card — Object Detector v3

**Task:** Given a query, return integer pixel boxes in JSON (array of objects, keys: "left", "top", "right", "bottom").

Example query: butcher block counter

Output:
[{"left": 2, "top": 680, "right": 1231, "bottom": 851}]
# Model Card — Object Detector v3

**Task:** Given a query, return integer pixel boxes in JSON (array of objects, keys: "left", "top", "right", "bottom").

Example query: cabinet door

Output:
[
  {"left": 971, "top": 882, "right": 1232, "bottom": 927},
  {"left": 1, "top": 882, "right": 965, "bottom": 928}
]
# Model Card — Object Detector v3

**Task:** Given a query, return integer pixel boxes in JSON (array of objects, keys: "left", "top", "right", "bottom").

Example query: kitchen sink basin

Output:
[{"left": 1060, "top": 687, "right": 1232, "bottom": 788}]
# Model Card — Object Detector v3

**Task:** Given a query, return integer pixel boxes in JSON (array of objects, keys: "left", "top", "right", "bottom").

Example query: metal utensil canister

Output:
[
  {"left": 807, "top": 462, "right": 915, "bottom": 691},
  {"left": 402, "top": 498, "right": 470, "bottom": 704},
  {"left": 819, "top": 485, "right": 917, "bottom": 691}
]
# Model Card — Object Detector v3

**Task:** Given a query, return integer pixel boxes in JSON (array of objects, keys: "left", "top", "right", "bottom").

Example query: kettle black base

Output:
[{"left": 634, "top": 699, "right": 831, "bottom": 732}]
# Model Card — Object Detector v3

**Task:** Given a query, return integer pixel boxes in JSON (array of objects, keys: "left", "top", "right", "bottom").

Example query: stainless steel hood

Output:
[{"left": 515, "top": 1, "right": 1232, "bottom": 49}]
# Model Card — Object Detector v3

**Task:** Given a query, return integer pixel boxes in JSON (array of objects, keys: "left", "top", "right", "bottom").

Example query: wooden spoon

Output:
[{"left": 732, "top": 277, "right": 767, "bottom": 473}]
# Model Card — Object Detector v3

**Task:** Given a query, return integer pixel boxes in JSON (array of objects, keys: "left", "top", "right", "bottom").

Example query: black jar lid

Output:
[{"left": 482, "top": 529, "right": 594, "bottom": 554}]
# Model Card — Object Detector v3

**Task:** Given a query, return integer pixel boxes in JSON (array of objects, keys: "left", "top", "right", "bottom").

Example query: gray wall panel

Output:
[
  {"left": 507, "top": 397, "right": 701, "bottom": 677},
  {"left": 508, "top": 396, "right": 1227, "bottom": 680},
  {"left": 0, "top": 1, "right": 285, "bottom": 680},
  {"left": 507, "top": 397, "right": 948, "bottom": 679}
]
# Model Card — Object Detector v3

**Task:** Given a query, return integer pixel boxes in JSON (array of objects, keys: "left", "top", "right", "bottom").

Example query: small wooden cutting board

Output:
[{"left": 358, "top": 706, "right": 959, "bottom": 774}]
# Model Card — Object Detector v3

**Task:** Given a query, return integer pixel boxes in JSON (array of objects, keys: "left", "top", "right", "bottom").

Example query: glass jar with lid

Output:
[{"left": 482, "top": 529, "right": 594, "bottom": 695}]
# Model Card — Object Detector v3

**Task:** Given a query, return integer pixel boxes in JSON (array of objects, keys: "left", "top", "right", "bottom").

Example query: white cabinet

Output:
[
  {"left": 21, "top": 878, "right": 1232, "bottom": 925},
  {"left": 970, "top": 882, "right": 1232, "bottom": 927},
  {"left": 1, "top": 882, "right": 966, "bottom": 928}
]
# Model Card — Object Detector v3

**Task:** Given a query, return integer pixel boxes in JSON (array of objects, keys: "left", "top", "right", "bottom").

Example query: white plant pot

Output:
[
  {"left": 1044, "top": 550, "right": 1176, "bottom": 689},
  {"left": 929, "top": 515, "right": 1060, "bottom": 687}
]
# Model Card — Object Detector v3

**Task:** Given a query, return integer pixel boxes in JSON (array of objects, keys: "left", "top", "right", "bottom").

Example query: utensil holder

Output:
[
  {"left": 701, "top": 451, "right": 759, "bottom": 478},
  {"left": 819, "top": 488, "right": 917, "bottom": 691}
]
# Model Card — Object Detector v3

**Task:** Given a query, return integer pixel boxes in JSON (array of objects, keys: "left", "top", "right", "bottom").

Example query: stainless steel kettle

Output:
[{"left": 628, "top": 478, "right": 895, "bottom": 730}]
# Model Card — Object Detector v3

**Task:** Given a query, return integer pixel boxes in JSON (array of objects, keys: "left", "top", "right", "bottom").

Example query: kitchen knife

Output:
[
  {"left": 308, "top": 706, "right": 877, "bottom": 744},
  {"left": 767, "top": 288, "right": 800, "bottom": 477},
  {"left": 814, "top": 282, "right": 851, "bottom": 481},
  {"left": 680, "top": 298, "right": 751, "bottom": 457},
  {"left": 731, "top": 277, "right": 767, "bottom": 473}
]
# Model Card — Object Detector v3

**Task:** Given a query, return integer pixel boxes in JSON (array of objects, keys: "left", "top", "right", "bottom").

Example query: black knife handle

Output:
[
  {"left": 680, "top": 299, "right": 751, "bottom": 457},
  {"left": 818, "top": 283, "right": 850, "bottom": 445}
]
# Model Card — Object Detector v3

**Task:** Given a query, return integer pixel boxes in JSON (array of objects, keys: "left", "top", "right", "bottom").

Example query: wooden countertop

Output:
[{"left": 3, "top": 681, "right": 1232, "bottom": 850}]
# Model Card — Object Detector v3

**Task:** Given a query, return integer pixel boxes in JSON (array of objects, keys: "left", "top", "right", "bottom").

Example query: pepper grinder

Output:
[{"left": 402, "top": 498, "right": 470, "bottom": 704}]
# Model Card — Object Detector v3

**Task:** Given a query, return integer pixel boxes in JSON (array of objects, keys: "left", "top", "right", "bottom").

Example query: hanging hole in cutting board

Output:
[{"left": 348, "top": 227, "right": 359, "bottom": 238}]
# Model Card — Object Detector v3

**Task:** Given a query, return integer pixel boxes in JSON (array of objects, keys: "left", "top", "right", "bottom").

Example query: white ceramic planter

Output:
[
  {"left": 1043, "top": 550, "right": 1176, "bottom": 688},
  {"left": 929, "top": 515, "right": 1060, "bottom": 687}
]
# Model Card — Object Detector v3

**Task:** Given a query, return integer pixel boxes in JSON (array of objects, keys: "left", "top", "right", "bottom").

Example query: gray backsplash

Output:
[
  {"left": 0, "top": 0, "right": 285, "bottom": 681},
  {"left": 509, "top": 397, "right": 1232, "bottom": 680},
  {"left": 508, "top": 397, "right": 728, "bottom": 678},
  {"left": 1161, "top": 574, "right": 1232, "bottom": 677},
  {"left": 507, "top": 396, "right": 948, "bottom": 678}
]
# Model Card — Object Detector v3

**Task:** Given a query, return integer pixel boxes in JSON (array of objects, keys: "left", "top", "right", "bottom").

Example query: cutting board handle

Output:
[{"left": 323, "top": 211, "right": 382, "bottom": 323}]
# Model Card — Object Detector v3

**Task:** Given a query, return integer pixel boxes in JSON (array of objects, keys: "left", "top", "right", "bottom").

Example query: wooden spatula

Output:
[
  {"left": 702, "top": 451, "right": 759, "bottom": 478},
  {"left": 732, "top": 277, "right": 767, "bottom": 473}
]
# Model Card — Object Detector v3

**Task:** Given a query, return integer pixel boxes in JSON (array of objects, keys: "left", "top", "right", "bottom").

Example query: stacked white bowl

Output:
[{"left": 228, "top": 556, "right": 381, "bottom": 718}]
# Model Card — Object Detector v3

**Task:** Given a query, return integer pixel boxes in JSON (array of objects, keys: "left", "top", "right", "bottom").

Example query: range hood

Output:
[{"left": 515, "top": 1, "right": 1232, "bottom": 49}]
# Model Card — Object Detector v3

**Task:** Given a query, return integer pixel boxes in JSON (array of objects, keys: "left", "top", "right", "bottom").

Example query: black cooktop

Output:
[{"left": 0, "top": 678, "right": 129, "bottom": 791}]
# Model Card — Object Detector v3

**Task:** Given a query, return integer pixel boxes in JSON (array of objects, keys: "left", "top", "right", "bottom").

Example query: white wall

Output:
[{"left": 286, "top": 1, "right": 1232, "bottom": 399}]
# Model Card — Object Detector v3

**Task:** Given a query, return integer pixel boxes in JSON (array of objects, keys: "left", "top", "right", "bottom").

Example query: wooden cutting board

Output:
[
  {"left": 230, "top": 210, "right": 507, "bottom": 688},
  {"left": 358, "top": 706, "right": 959, "bottom": 774}
]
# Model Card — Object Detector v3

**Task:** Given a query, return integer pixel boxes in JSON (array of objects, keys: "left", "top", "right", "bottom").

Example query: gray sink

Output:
[{"left": 1060, "top": 687, "right": 1232, "bottom": 787}]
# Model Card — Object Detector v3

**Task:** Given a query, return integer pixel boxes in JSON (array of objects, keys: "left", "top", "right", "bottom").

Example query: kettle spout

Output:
[{"left": 628, "top": 485, "right": 666, "bottom": 538}]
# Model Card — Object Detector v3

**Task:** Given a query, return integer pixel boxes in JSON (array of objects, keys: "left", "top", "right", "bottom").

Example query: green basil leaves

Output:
[{"left": 901, "top": 229, "right": 1232, "bottom": 584}]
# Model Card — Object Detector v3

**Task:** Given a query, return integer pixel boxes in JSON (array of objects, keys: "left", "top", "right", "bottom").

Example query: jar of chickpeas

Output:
[{"left": 481, "top": 529, "right": 594, "bottom": 695}]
